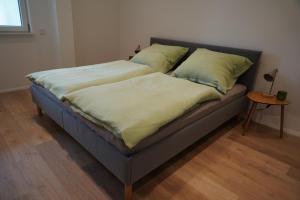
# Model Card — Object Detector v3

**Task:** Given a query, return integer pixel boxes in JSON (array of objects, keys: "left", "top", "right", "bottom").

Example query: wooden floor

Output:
[{"left": 0, "top": 90, "right": 300, "bottom": 200}]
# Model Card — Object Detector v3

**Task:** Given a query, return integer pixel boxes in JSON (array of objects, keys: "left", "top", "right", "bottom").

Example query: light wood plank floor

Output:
[{"left": 0, "top": 90, "right": 299, "bottom": 200}]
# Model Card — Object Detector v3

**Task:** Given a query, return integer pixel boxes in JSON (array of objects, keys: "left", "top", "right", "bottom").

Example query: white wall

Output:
[
  {"left": 0, "top": 0, "right": 76, "bottom": 92},
  {"left": 119, "top": 0, "right": 300, "bottom": 136},
  {"left": 71, "top": 0, "right": 120, "bottom": 66},
  {"left": 0, "top": 0, "right": 61, "bottom": 92},
  {"left": 55, "top": 0, "right": 76, "bottom": 67},
  {"left": 0, "top": 0, "right": 120, "bottom": 92}
]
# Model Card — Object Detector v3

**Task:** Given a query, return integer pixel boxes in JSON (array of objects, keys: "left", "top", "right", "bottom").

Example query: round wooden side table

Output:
[{"left": 243, "top": 91, "right": 289, "bottom": 138}]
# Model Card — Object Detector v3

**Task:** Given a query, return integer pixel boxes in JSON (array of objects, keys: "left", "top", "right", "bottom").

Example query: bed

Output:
[{"left": 30, "top": 37, "right": 262, "bottom": 200}]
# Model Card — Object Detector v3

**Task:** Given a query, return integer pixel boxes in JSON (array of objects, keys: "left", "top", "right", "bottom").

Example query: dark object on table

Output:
[
  {"left": 134, "top": 45, "right": 141, "bottom": 54},
  {"left": 128, "top": 45, "right": 141, "bottom": 60},
  {"left": 264, "top": 68, "right": 278, "bottom": 95},
  {"left": 277, "top": 90, "right": 287, "bottom": 101}
]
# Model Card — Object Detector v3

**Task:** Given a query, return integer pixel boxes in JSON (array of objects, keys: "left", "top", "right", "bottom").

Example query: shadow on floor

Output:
[{"left": 33, "top": 114, "right": 238, "bottom": 199}]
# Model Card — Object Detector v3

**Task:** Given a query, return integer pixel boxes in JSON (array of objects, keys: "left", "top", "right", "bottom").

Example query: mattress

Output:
[{"left": 69, "top": 84, "right": 246, "bottom": 155}]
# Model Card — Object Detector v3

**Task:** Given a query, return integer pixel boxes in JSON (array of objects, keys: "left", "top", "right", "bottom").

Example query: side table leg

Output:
[
  {"left": 243, "top": 102, "right": 253, "bottom": 128},
  {"left": 243, "top": 102, "right": 257, "bottom": 135},
  {"left": 280, "top": 105, "right": 285, "bottom": 138}
]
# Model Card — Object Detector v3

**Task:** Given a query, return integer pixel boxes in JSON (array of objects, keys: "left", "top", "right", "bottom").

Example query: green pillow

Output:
[
  {"left": 174, "top": 48, "right": 253, "bottom": 94},
  {"left": 130, "top": 44, "right": 188, "bottom": 73}
]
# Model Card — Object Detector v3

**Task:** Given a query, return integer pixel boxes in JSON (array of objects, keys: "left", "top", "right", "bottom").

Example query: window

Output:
[{"left": 0, "top": 0, "right": 30, "bottom": 32}]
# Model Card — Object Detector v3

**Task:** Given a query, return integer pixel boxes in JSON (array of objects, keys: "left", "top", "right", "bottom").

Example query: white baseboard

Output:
[
  {"left": 0, "top": 85, "right": 29, "bottom": 93},
  {"left": 253, "top": 118, "right": 300, "bottom": 137}
]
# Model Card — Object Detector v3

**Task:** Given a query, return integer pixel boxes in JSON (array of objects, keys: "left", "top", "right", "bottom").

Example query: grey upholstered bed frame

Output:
[{"left": 30, "top": 37, "right": 261, "bottom": 200}]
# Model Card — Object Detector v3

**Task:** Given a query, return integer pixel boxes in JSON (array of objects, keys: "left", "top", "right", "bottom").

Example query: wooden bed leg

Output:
[
  {"left": 124, "top": 184, "right": 133, "bottom": 200},
  {"left": 36, "top": 105, "right": 43, "bottom": 116}
]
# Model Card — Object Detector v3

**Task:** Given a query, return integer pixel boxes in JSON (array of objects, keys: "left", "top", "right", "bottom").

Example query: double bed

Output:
[{"left": 30, "top": 37, "right": 262, "bottom": 200}]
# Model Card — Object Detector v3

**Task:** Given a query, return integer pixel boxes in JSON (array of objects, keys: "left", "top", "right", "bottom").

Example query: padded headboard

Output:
[{"left": 150, "top": 37, "right": 262, "bottom": 91}]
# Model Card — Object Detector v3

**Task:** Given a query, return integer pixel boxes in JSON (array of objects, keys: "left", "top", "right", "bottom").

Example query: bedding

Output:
[
  {"left": 69, "top": 84, "right": 246, "bottom": 155},
  {"left": 64, "top": 72, "right": 221, "bottom": 148},
  {"left": 27, "top": 60, "right": 153, "bottom": 99},
  {"left": 174, "top": 48, "right": 253, "bottom": 94},
  {"left": 130, "top": 44, "right": 188, "bottom": 73}
]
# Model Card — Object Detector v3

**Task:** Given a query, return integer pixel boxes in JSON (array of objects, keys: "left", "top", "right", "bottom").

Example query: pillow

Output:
[
  {"left": 130, "top": 44, "right": 188, "bottom": 73},
  {"left": 174, "top": 48, "right": 253, "bottom": 94}
]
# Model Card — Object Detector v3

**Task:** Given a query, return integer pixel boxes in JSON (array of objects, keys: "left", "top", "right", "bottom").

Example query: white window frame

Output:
[{"left": 0, "top": 0, "right": 31, "bottom": 33}]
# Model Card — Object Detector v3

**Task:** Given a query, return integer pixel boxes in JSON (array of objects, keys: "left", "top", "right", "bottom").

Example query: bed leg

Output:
[
  {"left": 124, "top": 184, "right": 133, "bottom": 200},
  {"left": 36, "top": 105, "right": 43, "bottom": 116}
]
